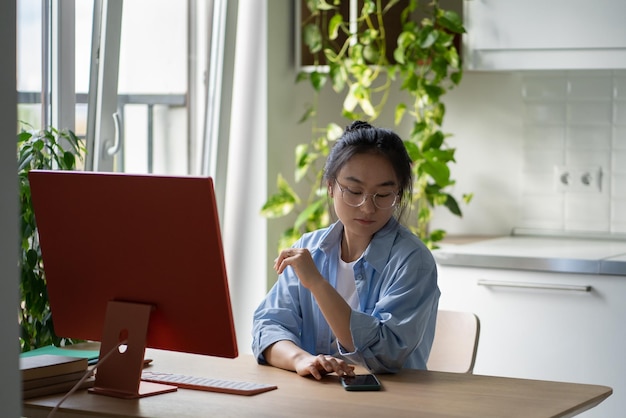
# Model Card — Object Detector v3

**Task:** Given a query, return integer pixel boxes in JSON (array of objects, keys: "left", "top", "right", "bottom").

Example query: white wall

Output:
[
  {"left": 433, "top": 70, "right": 626, "bottom": 237},
  {"left": 0, "top": 1, "right": 21, "bottom": 416},
  {"left": 431, "top": 72, "right": 525, "bottom": 236}
]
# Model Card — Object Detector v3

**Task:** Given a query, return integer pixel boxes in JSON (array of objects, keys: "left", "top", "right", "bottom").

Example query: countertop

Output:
[{"left": 433, "top": 235, "right": 626, "bottom": 276}]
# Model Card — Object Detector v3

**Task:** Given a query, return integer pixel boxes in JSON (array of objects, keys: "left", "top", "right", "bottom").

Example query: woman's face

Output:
[{"left": 331, "top": 152, "right": 399, "bottom": 240}]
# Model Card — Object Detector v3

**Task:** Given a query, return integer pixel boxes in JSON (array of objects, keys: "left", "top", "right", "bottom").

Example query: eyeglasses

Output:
[{"left": 334, "top": 179, "right": 399, "bottom": 209}]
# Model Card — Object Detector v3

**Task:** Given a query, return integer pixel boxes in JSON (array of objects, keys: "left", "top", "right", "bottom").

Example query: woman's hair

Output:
[{"left": 323, "top": 120, "right": 413, "bottom": 220}]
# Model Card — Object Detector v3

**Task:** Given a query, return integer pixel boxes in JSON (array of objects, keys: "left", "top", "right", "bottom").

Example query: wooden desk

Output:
[{"left": 23, "top": 349, "right": 611, "bottom": 418}]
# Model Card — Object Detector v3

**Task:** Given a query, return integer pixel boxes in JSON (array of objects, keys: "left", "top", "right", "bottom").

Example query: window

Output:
[{"left": 17, "top": 0, "right": 221, "bottom": 176}]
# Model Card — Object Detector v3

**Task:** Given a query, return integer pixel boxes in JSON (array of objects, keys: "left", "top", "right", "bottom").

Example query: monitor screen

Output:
[{"left": 28, "top": 170, "right": 238, "bottom": 397}]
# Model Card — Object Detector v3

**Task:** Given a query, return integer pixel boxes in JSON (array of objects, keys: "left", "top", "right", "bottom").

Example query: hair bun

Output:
[{"left": 345, "top": 120, "right": 372, "bottom": 132}]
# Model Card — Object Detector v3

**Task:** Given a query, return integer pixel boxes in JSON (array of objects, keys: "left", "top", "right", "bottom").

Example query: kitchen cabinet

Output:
[
  {"left": 463, "top": 0, "right": 626, "bottom": 70},
  {"left": 437, "top": 264, "right": 624, "bottom": 417}
]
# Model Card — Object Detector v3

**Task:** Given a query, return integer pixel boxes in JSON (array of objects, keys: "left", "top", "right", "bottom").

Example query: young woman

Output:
[{"left": 252, "top": 121, "right": 439, "bottom": 379}]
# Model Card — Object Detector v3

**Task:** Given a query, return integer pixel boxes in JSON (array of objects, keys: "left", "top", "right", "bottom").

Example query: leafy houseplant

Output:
[
  {"left": 262, "top": 0, "right": 472, "bottom": 250},
  {"left": 18, "top": 126, "right": 85, "bottom": 352}
]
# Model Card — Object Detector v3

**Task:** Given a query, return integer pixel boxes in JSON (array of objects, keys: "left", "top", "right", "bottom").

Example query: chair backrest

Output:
[{"left": 427, "top": 310, "right": 480, "bottom": 373}]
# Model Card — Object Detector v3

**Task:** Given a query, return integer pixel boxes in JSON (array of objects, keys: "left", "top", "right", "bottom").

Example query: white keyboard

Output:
[{"left": 141, "top": 371, "right": 277, "bottom": 396}]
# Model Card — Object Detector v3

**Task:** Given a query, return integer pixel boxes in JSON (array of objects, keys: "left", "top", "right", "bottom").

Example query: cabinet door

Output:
[
  {"left": 464, "top": 0, "right": 626, "bottom": 70},
  {"left": 436, "top": 265, "right": 624, "bottom": 418}
]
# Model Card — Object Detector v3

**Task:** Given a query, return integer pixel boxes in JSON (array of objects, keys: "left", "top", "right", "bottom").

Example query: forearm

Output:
[
  {"left": 309, "top": 279, "right": 354, "bottom": 352},
  {"left": 263, "top": 340, "right": 312, "bottom": 372}
]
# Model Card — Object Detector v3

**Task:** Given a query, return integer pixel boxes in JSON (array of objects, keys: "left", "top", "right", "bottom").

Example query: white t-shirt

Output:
[
  {"left": 336, "top": 254, "right": 360, "bottom": 310},
  {"left": 330, "top": 252, "right": 360, "bottom": 355}
]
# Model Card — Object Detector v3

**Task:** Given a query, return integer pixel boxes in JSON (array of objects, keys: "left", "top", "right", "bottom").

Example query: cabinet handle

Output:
[{"left": 476, "top": 279, "right": 591, "bottom": 292}]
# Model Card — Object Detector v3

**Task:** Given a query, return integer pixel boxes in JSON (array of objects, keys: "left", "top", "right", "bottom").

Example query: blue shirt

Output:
[{"left": 251, "top": 217, "right": 440, "bottom": 373}]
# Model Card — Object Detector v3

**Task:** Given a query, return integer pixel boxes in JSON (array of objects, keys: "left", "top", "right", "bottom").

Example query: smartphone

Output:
[{"left": 341, "top": 374, "right": 382, "bottom": 391}]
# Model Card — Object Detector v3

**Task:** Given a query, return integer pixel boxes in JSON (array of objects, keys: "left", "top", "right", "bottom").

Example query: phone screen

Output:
[{"left": 341, "top": 374, "right": 382, "bottom": 391}]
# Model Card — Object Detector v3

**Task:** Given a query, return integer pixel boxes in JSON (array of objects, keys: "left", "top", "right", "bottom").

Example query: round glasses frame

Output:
[{"left": 334, "top": 179, "right": 399, "bottom": 210}]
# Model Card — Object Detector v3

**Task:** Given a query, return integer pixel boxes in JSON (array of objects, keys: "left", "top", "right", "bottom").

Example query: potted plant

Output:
[
  {"left": 262, "top": 0, "right": 472, "bottom": 250},
  {"left": 18, "top": 125, "right": 85, "bottom": 352}
]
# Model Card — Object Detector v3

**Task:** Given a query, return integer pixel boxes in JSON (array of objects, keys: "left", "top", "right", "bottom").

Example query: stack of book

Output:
[{"left": 21, "top": 354, "right": 94, "bottom": 399}]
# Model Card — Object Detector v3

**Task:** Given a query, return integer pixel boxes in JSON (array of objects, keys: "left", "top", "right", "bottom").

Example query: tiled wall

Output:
[{"left": 520, "top": 71, "right": 626, "bottom": 235}]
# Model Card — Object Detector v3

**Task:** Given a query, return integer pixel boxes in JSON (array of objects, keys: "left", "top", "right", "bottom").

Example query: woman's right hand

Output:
[
  {"left": 264, "top": 340, "right": 355, "bottom": 380},
  {"left": 294, "top": 353, "right": 355, "bottom": 380}
]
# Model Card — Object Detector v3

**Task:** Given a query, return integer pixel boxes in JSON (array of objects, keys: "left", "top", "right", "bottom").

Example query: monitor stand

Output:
[{"left": 89, "top": 300, "right": 177, "bottom": 399}]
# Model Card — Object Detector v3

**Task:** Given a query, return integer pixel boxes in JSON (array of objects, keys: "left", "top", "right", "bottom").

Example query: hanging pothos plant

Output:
[
  {"left": 18, "top": 126, "right": 85, "bottom": 352},
  {"left": 262, "top": 0, "right": 472, "bottom": 250}
]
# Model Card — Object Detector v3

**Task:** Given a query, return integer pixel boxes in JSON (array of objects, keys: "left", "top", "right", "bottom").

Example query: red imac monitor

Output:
[{"left": 28, "top": 170, "right": 238, "bottom": 398}]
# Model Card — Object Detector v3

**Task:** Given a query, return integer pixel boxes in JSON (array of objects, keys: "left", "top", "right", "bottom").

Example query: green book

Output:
[{"left": 21, "top": 344, "right": 100, "bottom": 365}]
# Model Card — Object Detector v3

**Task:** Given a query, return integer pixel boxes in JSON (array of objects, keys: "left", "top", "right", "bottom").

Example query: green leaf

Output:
[
  {"left": 295, "top": 144, "right": 318, "bottom": 182},
  {"left": 315, "top": 0, "right": 336, "bottom": 11},
  {"left": 423, "top": 84, "right": 445, "bottom": 102},
  {"left": 260, "top": 195, "right": 294, "bottom": 219},
  {"left": 294, "top": 198, "right": 325, "bottom": 230},
  {"left": 428, "top": 148, "right": 456, "bottom": 164},
  {"left": 303, "top": 23, "right": 323, "bottom": 54},
  {"left": 341, "top": 109, "right": 360, "bottom": 120},
  {"left": 422, "top": 131, "right": 444, "bottom": 151},
  {"left": 445, "top": 47, "right": 460, "bottom": 69},
  {"left": 62, "top": 151, "right": 76, "bottom": 169},
  {"left": 328, "top": 13, "right": 343, "bottom": 40},
  {"left": 296, "top": 71, "right": 309, "bottom": 83},
  {"left": 363, "top": 44, "right": 380, "bottom": 64},
  {"left": 450, "top": 70, "right": 463, "bottom": 85},
  {"left": 423, "top": 156, "right": 451, "bottom": 187},
  {"left": 361, "top": 0, "right": 375, "bottom": 15},
  {"left": 33, "top": 139, "right": 45, "bottom": 151},
  {"left": 403, "top": 140, "right": 421, "bottom": 162},
  {"left": 429, "top": 228, "right": 447, "bottom": 243},
  {"left": 437, "top": 10, "right": 465, "bottom": 34},
  {"left": 298, "top": 104, "right": 316, "bottom": 124},
  {"left": 397, "top": 30, "right": 415, "bottom": 50},
  {"left": 395, "top": 103, "right": 407, "bottom": 125},
  {"left": 360, "top": 28, "right": 378, "bottom": 46},
  {"left": 444, "top": 194, "right": 462, "bottom": 216},
  {"left": 343, "top": 85, "right": 359, "bottom": 112},
  {"left": 359, "top": 97, "right": 376, "bottom": 117},
  {"left": 324, "top": 47, "right": 338, "bottom": 63},
  {"left": 329, "top": 62, "right": 347, "bottom": 92},
  {"left": 326, "top": 123, "right": 344, "bottom": 141},
  {"left": 17, "top": 131, "right": 32, "bottom": 144},
  {"left": 393, "top": 46, "right": 405, "bottom": 65},
  {"left": 260, "top": 174, "right": 300, "bottom": 218},
  {"left": 434, "top": 31, "right": 455, "bottom": 49},
  {"left": 26, "top": 249, "right": 39, "bottom": 268},
  {"left": 419, "top": 28, "right": 438, "bottom": 49},
  {"left": 310, "top": 71, "right": 327, "bottom": 91}
]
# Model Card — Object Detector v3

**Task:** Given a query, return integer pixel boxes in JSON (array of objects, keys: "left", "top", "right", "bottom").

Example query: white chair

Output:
[{"left": 427, "top": 310, "right": 480, "bottom": 374}]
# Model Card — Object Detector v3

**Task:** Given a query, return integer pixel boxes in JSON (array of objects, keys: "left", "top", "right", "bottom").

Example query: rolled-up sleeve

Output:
[{"left": 251, "top": 270, "right": 304, "bottom": 363}]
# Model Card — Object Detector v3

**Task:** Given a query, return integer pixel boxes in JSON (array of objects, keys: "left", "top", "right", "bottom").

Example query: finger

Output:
[
  {"left": 345, "top": 365, "right": 356, "bottom": 376},
  {"left": 273, "top": 254, "right": 290, "bottom": 273},
  {"left": 323, "top": 356, "right": 354, "bottom": 377},
  {"left": 273, "top": 257, "right": 282, "bottom": 273},
  {"left": 337, "top": 363, "right": 355, "bottom": 377},
  {"left": 309, "top": 365, "right": 322, "bottom": 380},
  {"left": 275, "top": 257, "right": 291, "bottom": 274},
  {"left": 318, "top": 355, "right": 340, "bottom": 373}
]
